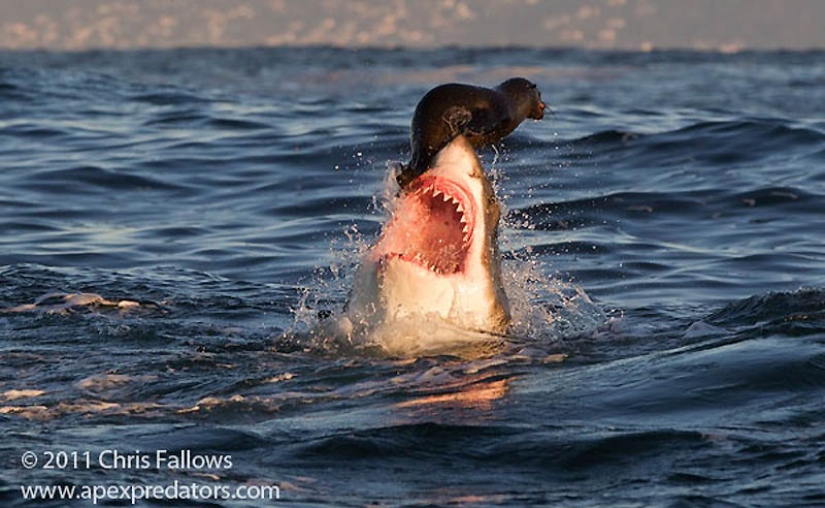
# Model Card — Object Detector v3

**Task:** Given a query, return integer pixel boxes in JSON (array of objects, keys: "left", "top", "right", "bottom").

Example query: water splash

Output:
[{"left": 287, "top": 157, "right": 606, "bottom": 358}]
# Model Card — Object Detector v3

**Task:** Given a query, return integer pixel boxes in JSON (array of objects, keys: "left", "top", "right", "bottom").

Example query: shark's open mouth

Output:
[{"left": 377, "top": 175, "right": 476, "bottom": 275}]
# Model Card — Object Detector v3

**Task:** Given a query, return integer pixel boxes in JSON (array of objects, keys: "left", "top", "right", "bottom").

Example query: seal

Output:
[{"left": 398, "top": 77, "right": 546, "bottom": 187}]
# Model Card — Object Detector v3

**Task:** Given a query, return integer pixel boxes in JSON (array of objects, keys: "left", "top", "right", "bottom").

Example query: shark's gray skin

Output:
[{"left": 343, "top": 78, "right": 546, "bottom": 344}]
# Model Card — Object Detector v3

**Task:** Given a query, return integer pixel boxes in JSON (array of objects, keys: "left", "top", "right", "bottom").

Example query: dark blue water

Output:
[{"left": 2, "top": 47, "right": 825, "bottom": 507}]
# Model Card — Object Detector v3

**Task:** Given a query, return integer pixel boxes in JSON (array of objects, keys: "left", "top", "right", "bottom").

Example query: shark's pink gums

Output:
[{"left": 371, "top": 175, "right": 476, "bottom": 275}]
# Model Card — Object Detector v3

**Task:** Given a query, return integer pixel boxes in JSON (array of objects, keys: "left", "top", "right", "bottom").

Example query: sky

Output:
[{"left": 1, "top": 0, "right": 824, "bottom": 52}]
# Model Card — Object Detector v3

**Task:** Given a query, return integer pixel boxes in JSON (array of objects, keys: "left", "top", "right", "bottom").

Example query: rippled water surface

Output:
[{"left": 2, "top": 48, "right": 825, "bottom": 507}]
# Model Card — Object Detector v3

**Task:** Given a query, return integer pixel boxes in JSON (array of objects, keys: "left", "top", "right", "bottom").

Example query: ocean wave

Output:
[{"left": 2, "top": 47, "right": 825, "bottom": 508}]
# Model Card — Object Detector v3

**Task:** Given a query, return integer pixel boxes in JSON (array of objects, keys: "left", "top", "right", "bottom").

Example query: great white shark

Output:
[
  {"left": 346, "top": 135, "right": 511, "bottom": 334},
  {"left": 339, "top": 78, "right": 546, "bottom": 349}
]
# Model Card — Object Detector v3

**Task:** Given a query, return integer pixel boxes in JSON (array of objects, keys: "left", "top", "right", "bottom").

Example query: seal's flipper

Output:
[{"left": 442, "top": 106, "right": 474, "bottom": 136}]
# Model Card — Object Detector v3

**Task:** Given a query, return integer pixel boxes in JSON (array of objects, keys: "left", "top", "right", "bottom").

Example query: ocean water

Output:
[{"left": 1, "top": 47, "right": 824, "bottom": 507}]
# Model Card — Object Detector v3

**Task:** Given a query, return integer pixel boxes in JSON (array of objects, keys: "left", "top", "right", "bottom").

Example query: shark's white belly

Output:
[{"left": 347, "top": 253, "right": 507, "bottom": 333}]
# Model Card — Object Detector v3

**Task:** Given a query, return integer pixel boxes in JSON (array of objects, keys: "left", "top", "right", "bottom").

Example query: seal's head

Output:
[{"left": 496, "top": 77, "right": 546, "bottom": 120}]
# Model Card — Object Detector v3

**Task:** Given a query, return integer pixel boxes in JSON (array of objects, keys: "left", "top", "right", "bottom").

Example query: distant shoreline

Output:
[{"left": 1, "top": 0, "right": 824, "bottom": 52}]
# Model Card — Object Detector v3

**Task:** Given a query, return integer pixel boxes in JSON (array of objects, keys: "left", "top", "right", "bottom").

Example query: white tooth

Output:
[
  {"left": 456, "top": 204, "right": 464, "bottom": 213},
  {"left": 442, "top": 194, "right": 450, "bottom": 202},
  {"left": 432, "top": 189, "right": 442, "bottom": 198},
  {"left": 462, "top": 225, "right": 470, "bottom": 235}
]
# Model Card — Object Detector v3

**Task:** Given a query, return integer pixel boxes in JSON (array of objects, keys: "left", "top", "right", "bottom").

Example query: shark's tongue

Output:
[{"left": 378, "top": 178, "right": 474, "bottom": 274}]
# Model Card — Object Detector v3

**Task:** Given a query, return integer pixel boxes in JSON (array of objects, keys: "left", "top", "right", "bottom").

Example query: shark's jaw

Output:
[
  {"left": 346, "top": 136, "right": 511, "bottom": 339},
  {"left": 374, "top": 174, "right": 476, "bottom": 275}
]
